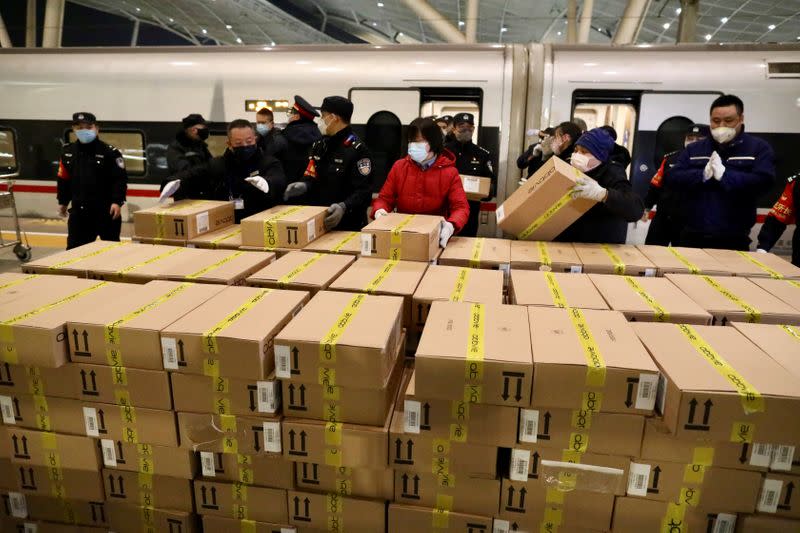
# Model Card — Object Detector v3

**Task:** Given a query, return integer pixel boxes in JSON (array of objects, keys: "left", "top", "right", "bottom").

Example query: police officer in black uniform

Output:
[
  {"left": 445, "top": 113, "right": 495, "bottom": 237},
  {"left": 165, "top": 113, "right": 212, "bottom": 200},
  {"left": 281, "top": 95, "right": 323, "bottom": 183},
  {"left": 57, "top": 112, "right": 128, "bottom": 250},
  {"left": 283, "top": 96, "right": 373, "bottom": 231}
]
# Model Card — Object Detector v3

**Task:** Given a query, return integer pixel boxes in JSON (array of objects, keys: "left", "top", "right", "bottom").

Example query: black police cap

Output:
[
  {"left": 437, "top": 115, "right": 453, "bottom": 124},
  {"left": 687, "top": 123, "right": 710, "bottom": 137},
  {"left": 182, "top": 114, "right": 207, "bottom": 129},
  {"left": 292, "top": 95, "right": 320, "bottom": 119},
  {"left": 72, "top": 112, "right": 97, "bottom": 125},
  {"left": 321, "top": 96, "right": 354, "bottom": 123},
  {"left": 453, "top": 113, "right": 474, "bottom": 126}
]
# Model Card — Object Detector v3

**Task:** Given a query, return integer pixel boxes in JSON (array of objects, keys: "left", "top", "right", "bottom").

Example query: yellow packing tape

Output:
[
  {"left": 155, "top": 200, "right": 209, "bottom": 239},
  {"left": 736, "top": 251, "right": 784, "bottom": 279},
  {"left": 364, "top": 259, "right": 399, "bottom": 294},
  {"left": 105, "top": 282, "right": 193, "bottom": 349},
  {"left": 319, "top": 293, "right": 367, "bottom": 374},
  {"left": 27, "top": 366, "right": 45, "bottom": 396},
  {"left": 537, "top": 241, "right": 552, "bottom": 267},
  {"left": 683, "top": 463, "right": 706, "bottom": 484},
  {"left": 789, "top": 280, "right": 800, "bottom": 289},
  {"left": 220, "top": 414, "right": 239, "bottom": 454},
  {"left": 48, "top": 241, "right": 129, "bottom": 271},
  {"left": 210, "top": 227, "right": 242, "bottom": 247},
  {"left": 544, "top": 272, "right": 568, "bottom": 309},
  {"left": 390, "top": 214, "right": 416, "bottom": 260},
  {"left": 187, "top": 251, "right": 246, "bottom": 279},
  {"left": 542, "top": 507, "right": 563, "bottom": 528},
  {"left": 567, "top": 308, "right": 606, "bottom": 387},
  {"left": 435, "top": 494, "right": 454, "bottom": 511},
  {"left": 202, "top": 289, "right": 272, "bottom": 356},
  {"left": 660, "top": 502, "right": 686, "bottom": 532},
  {"left": 331, "top": 231, "right": 359, "bottom": 253},
  {"left": 431, "top": 507, "right": 450, "bottom": 529},
  {"left": 120, "top": 404, "right": 138, "bottom": 444},
  {"left": 232, "top": 482, "right": 249, "bottom": 520},
  {"left": 518, "top": 190, "right": 574, "bottom": 240},
  {"left": 450, "top": 268, "right": 470, "bottom": 302},
  {"left": 139, "top": 471, "right": 154, "bottom": 509},
  {"left": 667, "top": 247, "right": 701, "bottom": 274},
  {"left": 464, "top": 304, "right": 485, "bottom": 403},
  {"left": 692, "top": 446, "right": 715, "bottom": 467},
  {"left": 601, "top": 244, "right": 626, "bottom": 275},
  {"left": 781, "top": 324, "right": 800, "bottom": 341},
  {"left": 262, "top": 205, "right": 306, "bottom": 248},
  {"left": 277, "top": 253, "right": 325, "bottom": 288},
  {"left": 0, "top": 274, "right": 39, "bottom": 290},
  {"left": 238, "top": 454, "right": 254, "bottom": 485},
  {"left": 116, "top": 247, "right": 184, "bottom": 277},
  {"left": 34, "top": 394, "right": 51, "bottom": 431},
  {"left": 240, "top": 519, "right": 256, "bottom": 533},
  {"left": 327, "top": 493, "right": 344, "bottom": 531},
  {"left": 701, "top": 276, "right": 761, "bottom": 323},
  {"left": 469, "top": 238, "right": 485, "bottom": 268},
  {"left": 623, "top": 276, "right": 669, "bottom": 322}
]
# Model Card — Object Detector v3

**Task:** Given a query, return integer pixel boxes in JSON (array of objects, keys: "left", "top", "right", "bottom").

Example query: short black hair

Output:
[
  {"left": 256, "top": 108, "right": 274, "bottom": 120},
  {"left": 228, "top": 119, "right": 254, "bottom": 133},
  {"left": 408, "top": 117, "right": 444, "bottom": 154},
  {"left": 711, "top": 94, "right": 744, "bottom": 115},
  {"left": 555, "top": 121, "right": 582, "bottom": 144}
]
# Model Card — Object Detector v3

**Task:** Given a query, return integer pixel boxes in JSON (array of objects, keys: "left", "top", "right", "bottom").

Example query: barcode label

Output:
[
  {"left": 510, "top": 449, "right": 530, "bottom": 482},
  {"left": 495, "top": 205, "right": 505, "bottom": 222},
  {"left": 200, "top": 451, "right": 216, "bottom": 477},
  {"left": 750, "top": 443, "right": 773, "bottom": 468},
  {"left": 404, "top": 400, "right": 421, "bottom": 434},
  {"left": 656, "top": 375, "right": 668, "bottom": 416},
  {"left": 644, "top": 268, "right": 657, "bottom": 277},
  {"left": 636, "top": 373, "right": 659, "bottom": 411},
  {"left": 196, "top": 212, "right": 210, "bottom": 234},
  {"left": 570, "top": 265, "right": 583, "bottom": 273},
  {"left": 0, "top": 394, "right": 16, "bottom": 425},
  {"left": 463, "top": 177, "right": 480, "bottom": 193},
  {"left": 627, "top": 462, "right": 651, "bottom": 497},
  {"left": 712, "top": 513, "right": 737, "bottom": 533},
  {"left": 8, "top": 492, "right": 28, "bottom": 518},
  {"left": 281, "top": 528, "right": 297, "bottom": 533},
  {"left": 83, "top": 407, "right": 99, "bottom": 437},
  {"left": 307, "top": 220, "right": 316, "bottom": 243},
  {"left": 770, "top": 445, "right": 795, "bottom": 472},
  {"left": 263, "top": 421, "right": 282, "bottom": 453},
  {"left": 518, "top": 409, "right": 539, "bottom": 443},
  {"left": 274, "top": 345, "right": 291, "bottom": 379},
  {"left": 493, "top": 519, "right": 510, "bottom": 533},
  {"left": 161, "top": 337, "right": 178, "bottom": 370},
  {"left": 101, "top": 439, "right": 118, "bottom": 467},
  {"left": 757, "top": 478, "right": 783, "bottom": 513},
  {"left": 257, "top": 381, "right": 278, "bottom": 413},
  {"left": 360, "top": 234, "right": 372, "bottom": 256},
  {"left": 23, "top": 523, "right": 38, "bottom": 533}
]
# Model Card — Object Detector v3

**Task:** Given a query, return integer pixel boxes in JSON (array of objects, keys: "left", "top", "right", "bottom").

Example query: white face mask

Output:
[
  {"left": 711, "top": 127, "right": 736, "bottom": 144},
  {"left": 570, "top": 152, "right": 600, "bottom": 173},
  {"left": 318, "top": 117, "right": 330, "bottom": 136},
  {"left": 408, "top": 142, "right": 430, "bottom": 164}
]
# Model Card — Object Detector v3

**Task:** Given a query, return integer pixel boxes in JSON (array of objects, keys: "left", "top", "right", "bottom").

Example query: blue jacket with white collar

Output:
[{"left": 670, "top": 127, "right": 775, "bottom": 239}]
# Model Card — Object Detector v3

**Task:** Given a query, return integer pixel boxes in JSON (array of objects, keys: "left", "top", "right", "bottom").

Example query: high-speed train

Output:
[{"left": 0, "top": 43, "right": 797, "bottom": 246}]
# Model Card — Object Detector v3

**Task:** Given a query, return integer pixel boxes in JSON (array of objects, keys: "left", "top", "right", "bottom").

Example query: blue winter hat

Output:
[{"left": 575, "top": 128, "right": 615, "bottom": 163}]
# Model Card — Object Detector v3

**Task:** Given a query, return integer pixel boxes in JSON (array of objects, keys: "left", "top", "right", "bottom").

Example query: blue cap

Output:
[{"left": 575, "top": 128, "right": 615, "bottom": 163}]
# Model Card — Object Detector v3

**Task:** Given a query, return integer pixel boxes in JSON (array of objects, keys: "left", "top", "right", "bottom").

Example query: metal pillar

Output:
[
  {"left": 43, "top": 0, "right": 66, "bottom": 48},
  {"left": 465, "top": 0, "right": 479, "bottom": 43},
  {"left": 401, "top": 0, "right": 467, "bottom": 43},
  {"left": 567, "top": 0, "right": 578, "bottom": 43},
  {"left": 612, "top": 0, "right": 650, "bottom": 44},
  {"left": 578, "top": 0, "right": 594, "bottom": 43},
  {"left": 0, "top": 12, "right": 12, "bottom": 48},
  {"left": 26, "top": 0, "right": 37, "bottom": 47},
  {"left": 677, "top": 0, "right": 699, "bottom": 43},
  {"left": 131, "top": 19, "right": 140, "bottom": 46}
]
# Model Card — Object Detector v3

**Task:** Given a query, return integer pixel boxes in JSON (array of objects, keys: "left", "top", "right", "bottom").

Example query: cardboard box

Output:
[
  {"left": 86, "top": 244, "right": 194, "bottom": 283},
  {"left": 198, "top": 450, "right": 294, "bottom": 489},
  {"left": 705, "top": 249, "right": 800, "bottom": 280},
  {"left": 161, "top": 286, "right": 309, "bottom": 380},
  {"left": 189, "top": 224, "right": 243, "bottom": 250},
  {"left": 241, "top": 205, "right": 327, "bottom": 250},
  {"left": 415, "top": 302, "right": 533, "bottom": 407},
  {"left": 0, "top": 518, "right": 108, "bottom": 533},
  {"left": 132, "top": 235, "right": 187, "bottom": 246},
  {"left": 177, "top": 412, "right": 283, "bottom": 456},
  {"left": 747, "top": 277, "right": 800, "bottom": 312},
  {"left": 239, "top": 246, "right": 293, "bottom": 258},
  {"left": 171, "top": 371, "right": 280, "bottom": 417},
  {"left": 388, "top": 504, "right": 494, "bottom": 533},
  {"left": 105, "top": 501, "right": 197, "bottom": 533},
  {"left": 757, "top": 473, "right": 800, "bottom": 518},
  {"left": 402, "top": 369, "right": 518, "bottom": 447},
  {"left": 103, "top": 469, "right": 194, "bottom": 512},
  {"left": 633, "top": 323, "right": 800, "bottom": 443},
  {"left": 287, "top": 490, "right": 384, "bottom": 531},
  {"left": 296, "top": 463, "right": 394, "bottom": 500},
  {"left": 13, "top": 464, "right": 105, "bottom": 501},
  {"left": 1, "top": 492, "right": 111, "bottom": 527},
  {"left": 411, "top": 265, "right": 504, "bottom": 336},
  {"left": 202, "top": 516, "right": 294, "bottom": 533},
  {"left": 496, "top": 156, "right": 595, "bottom": 241},
  {"left": 5, "top": 427, "right": 100, "bottom": 471},
  {"left": 65, "top": 280, "right": 225, "bottom": 370},
  {"left": 460, "top": 174, "right": 492, "bottom": 201},
  {"left": 134, "top": 199, "right": 235, "bottom": 240},
  {"left": 21, "top": 240, "right": 133, "bottom": 277},
  {"left": 637, "top": 245, "right": 735, "bottom": 276},
  {"left": 56, "top": 363, "right": 172, "bottom": 410},
  {"left": 0, "top": 363, "right": 73, "bottom": 399},
  {"left": 0, "top": 459, "right": 13, "bottom": 490},
  {"left": 611, "top": 497, "right": 739, "bottom": 533},
  {"left": 393, "top": 470, "right": 499, "bottom": 516},
  {"left": 509, "top": 271, "right": 608, "bottom": 310},
  {"left": 588, "top": 273, "right": 713, "bottom": 324},
  {"left": 0, "top": 276, "right": 109, "bottom": 367},
  {"left": 273, "top": 291, "right": 403, "bottom": 389},
  {"left": 119, "top": 248, "right": 274, "bottom": 285},
  {"left": 509, "top": 241, "right": 582, "bottom": 272},
  {"left": 360, "top": 213, "right": 442, "bottom": 263},
  {"left": 529, "top": 307, "right": 659, "bottom": 415},
  {"left": 328, "top": 258, "right": 427, "bottom": 328},
  {"left": 666, "top": 274, "right": 800, "bottom": 325},
  {"left": 0, "top": 272, "right": 63, "bottom": 288},
  {"left": 737, "top": 514, "right": 800, "bottom": 532},
  {"left": 517, "top": 407, "right": 645, "bottom": 457},
  {"left": 246, "top": 251, "right": 354, "bottom": 295},
  {"left": 573, "top": 243, "right": 657, "bottom": 276},
  {"left": 733, "top": 323, "right": 800, "bottom": 384},
  {"left": 194, "top": 480, "right": 288, "bottom": 523},
  {"left": 438, "top": 237, "right": 511, "bottom": 272},
  {"left": 303, "top": 230, "right": 362, "bottom": 256},
  {"left": 98, "top": 439, "right": 196, "bottom": 479}
]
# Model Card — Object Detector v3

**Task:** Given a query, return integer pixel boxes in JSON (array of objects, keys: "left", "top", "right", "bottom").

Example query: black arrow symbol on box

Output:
[
  {"left": 687, "top": 398, "right": 698, "bottom": 424},
  {"left": 648, "top": 466, "right": 661, "bottom": 493},
  {"left": 702, "top": 400, "right": 713, "bottom": 425},
  {"left": 200, "top": 486, "right": 208, "bottom": 506},
  {"left": 538, "top": 411, "right": 551, "bottom": 440},
  {"left": 502, "top": 377, "right": 510, "bottom": 401},
  {"left": 300, "top": 431, "right": 307, "bottom": 451},
  {"left": 293, "top": 496, "right": 300, "bottom": 516},
  {"left": 395, "top": 438, "right": 402, "bottom": 460},
  {"left": 413, "top": 475, "right": 420, "bottom": 495},
  {"left": 72, "top": 329, "right": 80, "bottom": 352},
  {"left": 1, "top": 362, "right": 10, "bottom": 383},
  {"left": 739, "top": 443, "right": 749, "bottom": 464},
  {"left": 98, "top": 409, "right": 106, "bottom": 431},
  {"left": 406, "top": 439, "right": 413, "bottom": 459},
  {"left": 177, "top": 340, "right": 186, "bottom": 366},
  {"left": 506, "top": 486, "right": 515, "bottom": 507},
  {"left": 289, "top": 430, "right": 296, "bottom": 450},
  {"left": 12, "top": 397, "right": 20, "bottom": 419},
  {"left": 625, "top": 379, "right": 635, "bottom": 408},
  {"left": 253, "top": 430, "right": 261, "bottom": 452},
  {"left": 312, "top": 463, "right": 318, "bottom": 480},
  {"left": 518, "top": 487, "right": 527, "bottom": 508},
  {"left": 779, "top": 482, "right": 795, "bottom": 510},
  {"left": 705, "top": 515, "right": 715, "bottom": 533},
  {"left": 210, "top": 486, "right": 217, "bottom": 505},
  {"left": 529, "top": 452, "right": 540, "bottom": 478},
  {"left": 402, "top": 473, "right": 409, "bottom": 494},
  {"left": 248, "top": 387, "right": 256, "bottom": 412},
  {"left": 515, "top": 378, "right": 522, "bottom": 402},
  {"left": 291, "top": 348, "right": 300, "bottom": 375},
  {"left": 83, "top": 331, "right": 89, "bottom": 352},
  {"left": 299, "top": 384, "right": 305, "bottom": 406},
  {"left": 422, "top": 403, "right": 430, "bottom": 429},
  {"left": 289, "top": 384, "right": 296, "bottom": 406}
]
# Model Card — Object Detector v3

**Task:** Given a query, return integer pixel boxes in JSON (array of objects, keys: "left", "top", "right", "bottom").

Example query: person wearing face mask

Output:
[
  {"left": 283, "top": 96, "right": 373, "bottom": 231},
  {"left": 554, "top": 128, "right": 644, "bottom": 244},
  {"left": 644, "top": 124, "right": 709, "bottom": 246},
  {"left": 517, "top": 127, "right": 555, "bottom": 182},
  {"left": 445, "top": 113, "right": 496, "bottom": 237},
  {"left": 435, "top": 115, "right": 455, "bottom": 143},
  {"left": 255, "top": 107, "right": 288, "bottom": 160},
  {"left": 671, "top": 94, "right": 775, "bottom": 250},
  {"left": 371, "top": 118, "right": 469, "bottom": 248},
  {"left": 281, "top": 95, "right": 323, "bottom": 184},
  {"left": 165, "top": 114, "right": 213, "bottom": 201},
  {"left": 159, "top": 119, "right": 286, "bottom": 223},
  {"left": 548, "top": 121, "right": 582, "bottom": 166},
  {"left": 57, "top": 112, "right": 128, "bottom": 249}
]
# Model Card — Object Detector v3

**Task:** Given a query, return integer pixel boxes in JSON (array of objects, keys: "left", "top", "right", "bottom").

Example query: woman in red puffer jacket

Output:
[{"left": 371, "top": 117, "right": 470, "bottom": 247}]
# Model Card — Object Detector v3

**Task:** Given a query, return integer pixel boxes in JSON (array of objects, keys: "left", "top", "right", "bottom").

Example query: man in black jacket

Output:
[
  {"left": 555, "top": 128, "right": 644, "bottom": 244},
  {"left": 255, "top": 107, "right": 288, "bottom": 160},
  {"left": 159, "top": 120, "right": 286, "bottom": 223},
  {"left": 281, "top": 95, "right": 322, "bottom": 183},
  {"left": 165, "top": 114, "right": 212, "bottom": 200}
]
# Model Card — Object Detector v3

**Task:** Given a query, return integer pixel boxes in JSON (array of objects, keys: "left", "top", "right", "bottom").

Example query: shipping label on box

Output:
[
  {"left": 241, "top": 205, "right": 327, "bottom": 249},
  {"left": 103, "top": 469, "right": 194, "bottom": 513},
  {"left": 178, "top": 412, "right": 282, "bottom": 456},
  {"left": 360, "top": 213, "right": 442, "bottom": 263},
  {"left": 194, "top": 480, "right": 289, "bottom": 523},
  {"left": 198, "top": 450, "right": 294, "bottom": 490},
  {"left": 287, "top": 490, "right": 385, "bottom": 531},
  {"left": 757, "top": 473, "right": 800, "bottom": 518},
  {"left": 171, "top": 372, "right": 280, "bottom": 417},
  {"left": 295, "top": 463, "right": 394, "bottom": 500},
  {"left": 134, "top": 199, "right": 235, "bottom": 240}
]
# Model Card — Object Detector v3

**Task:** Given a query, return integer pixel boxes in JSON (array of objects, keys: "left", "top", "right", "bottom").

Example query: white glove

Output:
[
  {"left": 709, "top": 151, "right": 725, "bottom": 180},
  {"left": 439, "top": 220, "right": 455, "bottom": 248},
  {"left": 518, "top": 177, "right": 528, "bottom": 187},
  {"left": 245, "top": 176, "right": 270, "bottom": 194},
  {"left": 374, "top": 208, "right": 388, "bottom": 219},
  {"left": 159, "top": 179, "right": 181, "bottom": 203},
  {"left": 532, "top": 144, "right": 543, "bottom": 157},
  {"left": 703, "top": 160, "right": 714, "bottom": 181},
  {"left": 756, "top": 248, "right": 768, "bottom": 254},
  {"left": 571, "top": 177, "right": 607, "bottom": 202}
]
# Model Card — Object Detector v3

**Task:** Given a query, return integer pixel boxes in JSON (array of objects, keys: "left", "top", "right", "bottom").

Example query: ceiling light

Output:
[
  {"left": 377, "top": 1, "right": 384, "bottom": 6},
  {"left": 236, "top": 37, "right": 242, "bottom": 44},
  {"left": 296, "top": 60, "right": 311, "bottom": 65},
  {"left": 501, "top": 27, "right": 508, "bottom": 33},
  {"left": 458, "top": 21, "right": 465, "bottom": 26},
  {"left": 705, "top": 34, "right": 712, "bottom": 40},
  {"left": 663, "top": 23, "right": 670, "bottom": 30},
  {"left": 398, "top": 32, "right": 404, "bottom": 36},
  {"left": 169, "top": 18, "right": 174, "bottom": 22},
  {"left": 271, "top": 41, "right": 276, "bottom": 46},
  {"left": 603, "top": 71, "right": 618, "bottom": 75},
  {"left": 557, "top": 31, "right": 562, "bottom": 36},
  {"left": 263, "top": 46, "right": 273, "bottom": 50},
  {"left": 201, "top": 28, "right": 207, "bottom": 34},
  {"left": 226, "top": 24, "right": 232, "bottom": 29},
  {"left": 372, "top": 22, "right": 378, "bottom": 26},
  {"left": 721, "top": 17, "right": 728, "bottom": 23},
  {"left": 583, "top": 62, "right": 598, "bottom": 66},
  {"left": 135, "top": 7, "right": 141, "bottom": 12},
  {"left": 768, "top": 24, "right": 776, "bottom": 30}
]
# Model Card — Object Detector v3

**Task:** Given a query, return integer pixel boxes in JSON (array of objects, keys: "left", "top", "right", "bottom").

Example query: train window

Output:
[
  {"left": 573, "top": 103, "right": 637, "bottom": 173},
  {"left": 420, "top": 101, "right": 481, "bottom": 143},
  {"left": 206, "top": 133, "right": 228, "bottom": 158},
  {"left": 654, "top": 116, "right": 694, "bottom": 168},
  {"left": 67, "top": 130, "right": 146, "bottom": 176},
  {"left": 365, "top": 111, "right": 402, "bottom": 192},
  {"left": 0, "top": 129, "right": 18, "bottom": 173}
]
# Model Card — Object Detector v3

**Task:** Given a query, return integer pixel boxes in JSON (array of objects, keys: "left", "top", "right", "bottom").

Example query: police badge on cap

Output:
[
  {"left": 453, "top": 113, "right": 475, "bottom": 126},
  {"left": 72, "top": 112, "right": 97, "bottom": 125}
]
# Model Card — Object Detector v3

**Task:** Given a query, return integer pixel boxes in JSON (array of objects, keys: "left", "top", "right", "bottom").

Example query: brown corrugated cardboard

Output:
[
  {"left": 588, "top": 273, "right": 713, "bottom": 324},
  {"left": 194, "top": 480, "right": 288, "bottom": 523},
  {"left": 529, "top": 307, "right": 659, "bottom": 414},
  {"left": 202, "top": 516, "right": 294, "bottom": 533},
  {"left": 296, "top": 463, "right": 394, "bottom": 500},
  {"left": 637, "top": 245, "right": 735, "bottom": 276},
  {"left": 3, "top": 493, "right": 110, "bottom": 527},
  {"left": 666, "top": 273, "right": 800, "bottom": 325},
  {"left": 509, "top": 271, "right": 608, "bottom": 310},
  {"left": 438, "top": 237, "right": 511, "bottom": 272},
  {"left": 0, "top": 459, "right": 13, "bottom": 490},
  {"left": 189, "top": 224, "right": 243, "bottom": 250},
  {"left": 198, "top": 450, "right": 294, "bottom": 489},
  {"left": 21, "top": 240, "right": 134, "bottom": 277},
  {"left": 415, "top": 302, "right": 533, "bottom": 407},
  {"left": 328, "top": 258, "right": 427, "bottom": 328},
  {"left": 287, "top": 490, "right": 384, "bottom": 531},
  {"left": 0, "top": 273, "right": 63, "bottom": 288},
  {"left": 574, "top": 243, "right": 657, "bottom": 276},
  {"left": 732, "top": 323, "right": 800, "bottom": 384},
  {"left": 132, "top": 235, "right": 187, "bottom": 246},
  {"left": 119, "top": 248, "right": 274, "bottom": 285},
  {"left": 303, "top": 230, "right": 362, "bottom": 256},
  {"left": 360, "top": 213, "right": 442, "bottom": 262},
  {"left": 105, "top": 501, "right": 197, "bottom": 533},
  {"left": 57, "top": 363, "right": 172, "bottom": 410},
  {"left": 388, "top": 504, "right": 494, "bottom": 533},
  {"left": 171, "top": 371, "right": 280, "bottom": 417},
  {"left": 0, "top": 518, "right": 108, "bottom": 533},
  {"left": 411, "top": 265, "right": 504, "bottom": 336},
  {"left": 461, "top": 174, "right": 492, "bottom": 201},
  {"left": 393, "top": 470, "right": 500, "bottom": 516},
  {"left": 5, "top": 427, "right": 100, "bottom": 471},
  {"left": 737, "top": 514, "right": 800, "bottom": 532},
  {"left": 705, "top": 249, "right": 800, "bottom": 280},
  {"left": 103, "top": 469, "right": 193, "bottom": 512},
  {"left": 12, "top": 464, "right": 105, "bottom": 501},
  {"left": 239, "top": 245, "right": 293, "bottom": 258},
  {"left": 0, "top": 363, "right": 73, "bottom": 398},
  {"left": 611, "top": 497, "right": 739, "bottom": 533},
  {"left": 86, "top": 244, "right": 192, "bottom": 283},
  {"left": 134, "top": 199, "right": 235, "bottom": 240},
  {"left": 241, "top": 205, "right": 327, "bottom": 249},
  {"left": 0, "top": 276, "right": 109, "bottom": 367},
  {"left": 509, "top": 241, "right": 582, "bottom": 272},
  {"left": 633, "top": 323, "right": 800, "bottom": 443},
  {"left": 402, "top": 369, "right": 518, "bottom": 447},
  {"left": 177, "top": 412, "right": 283, "bottom": 456},
  {"left": 246, "top": 251, "right": 354, "bottom": 294},
  {"left": 749, "top": 277, "right": 800, "bottom": 311},
  {"left": 273, "top": 291, "right": 403, "bottom": 389},
  {"left": 757, "top": 473, "right": 800, "bottom": 518},
  {"left": 512, "top": 446, "right": 629, "bottom": 496},
  {"left": 65, "top": 280, "right": 225, "bottom": 370},
  {"left": 496, "top": 156, "right": 596, "bottom": 241},
  {"left": 161, "top": 286, "right": 309, "bottom": 380},
  {"left": 98, "top": 439, "right": 196, "bottom": 479}
]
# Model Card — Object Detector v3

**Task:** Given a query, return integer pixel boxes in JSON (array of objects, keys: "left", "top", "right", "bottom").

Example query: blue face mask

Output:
[
  {"left": 256, "top": 123, "right": 271, "bottom": 136},
  {"left": 75, "top": 129, "right": 97, "bottom": 144},
  {"left": 408, "top": 142, "right": 430, "bottom": 164}
]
